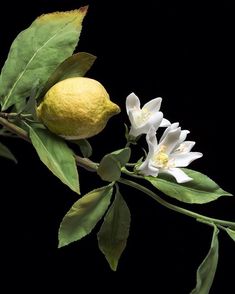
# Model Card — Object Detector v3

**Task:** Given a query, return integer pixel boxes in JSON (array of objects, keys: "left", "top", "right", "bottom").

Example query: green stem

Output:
[
  {"left": 1, "top": 115, "right": 234, "bottom": 231},
  {"left": 74, "top": 155, "right": 98, "bottom": 172},
  {"left": 118, "top": 177, "right": 235, "bottom": 229}
]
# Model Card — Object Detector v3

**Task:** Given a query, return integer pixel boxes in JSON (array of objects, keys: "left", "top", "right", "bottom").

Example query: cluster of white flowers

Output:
[{"left": 126, "top": 93, "right": 202, "bottom": 183}]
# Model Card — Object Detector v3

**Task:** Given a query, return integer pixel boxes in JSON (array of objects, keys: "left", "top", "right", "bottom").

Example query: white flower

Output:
[
  {"left": 126, "top": 92, "right": 170, "bottom": 137},
  {"left": 137, "top": 123, "right": 203, "bottom": 183}
]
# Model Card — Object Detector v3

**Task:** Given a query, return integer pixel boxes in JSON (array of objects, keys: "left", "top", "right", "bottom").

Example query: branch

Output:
[{"left": 0, "top": 117, "right": 30, "bottom": 142}]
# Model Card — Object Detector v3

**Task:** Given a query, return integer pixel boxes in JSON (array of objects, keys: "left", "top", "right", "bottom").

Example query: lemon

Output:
[{"left": 37, "top": 77, "right": 120, "bottom": 139}]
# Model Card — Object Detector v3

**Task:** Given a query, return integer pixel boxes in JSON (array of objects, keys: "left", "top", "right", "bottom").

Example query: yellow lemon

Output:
[{"left": 37, "top": 77, "right": 120, "bottom": 139}]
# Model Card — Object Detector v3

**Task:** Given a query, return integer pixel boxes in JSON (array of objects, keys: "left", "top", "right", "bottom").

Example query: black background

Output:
[{"left": 0, "top": 1, "right": 234, "bottom": 293}]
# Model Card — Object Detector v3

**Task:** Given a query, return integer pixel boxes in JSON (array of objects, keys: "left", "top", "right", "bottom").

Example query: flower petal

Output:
[
  {"left": 171, "top": 152, "right": 203, "bottom": 167},
  {"left": 160, "top": 122, "right": 179, "bottom": 142},
  {"left": 126, "top": 92, "right": 140, "bottom": 115},
  {"left": 164, "top": 167, "right": 193, "bottom": 183},
  {"left": 138, "top": 161, "right": 159, "bottom": 177},
  {"left": 159, "top": 128, "right": 181, "bottom": 154},
  {"left": 142, "top": 97, "right": 162, "bottom": 112},
  {"left": 160, "top": 118, "right": 171, "bottom": 127},
  {"left": 173, "top": 141, "right": 196, "bottom": 154},
  {"left": 146, "top": 126, "right": 158, "bottom": 150},
  {"left": 131, "top": 111, "right": 163, "bottom": 137},
  {"left": 144, "top": 111, "right": 163, "bottom": 133},
  {"left": 178, "top": 130, "right": 190, "bottom": 145}
]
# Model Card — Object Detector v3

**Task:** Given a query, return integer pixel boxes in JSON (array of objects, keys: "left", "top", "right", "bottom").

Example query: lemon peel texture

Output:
[{"left": 37, "top": 77, "right": 120, "bottom": 139}]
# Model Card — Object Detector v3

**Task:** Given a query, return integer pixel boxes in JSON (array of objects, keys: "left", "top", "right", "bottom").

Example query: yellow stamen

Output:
[{"left": 153, "top": 145, "right": 169, "bottom": 168}]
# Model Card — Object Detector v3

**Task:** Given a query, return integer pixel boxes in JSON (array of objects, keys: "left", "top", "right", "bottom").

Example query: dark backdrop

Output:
[{"left": 1, "top": 1, "right": 234, "bottom": 293}]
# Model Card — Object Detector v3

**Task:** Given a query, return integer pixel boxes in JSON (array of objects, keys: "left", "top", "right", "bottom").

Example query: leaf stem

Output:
[
  {"left": 118, "top": 177, "right": 235, "bottom": 230},
  {"left": 74, "top": 155, "right": 98, "bottom": 172}
]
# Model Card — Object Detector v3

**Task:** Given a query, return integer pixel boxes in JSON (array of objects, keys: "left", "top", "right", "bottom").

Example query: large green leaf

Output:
[
  {"left": 226, "top": 228, "right": 235, "bottom": 242},
  {"left": 190, "top": 225, "right": 219, "bottom": 294},
  {"left": 97, "top": 147, "right": 131, "bottom": 182},
  {"left": 37, "top": 52, "right": 96, "bottom": 101},
  {"left": 59, "top": 184, "right": 113, "bottom": 247},
  {"left": 0, "top": 6, "right": 88, "bottom": 111},
  {"left": 0, "top": 142, "right": 17, "bottom": 163},
  {"left": 29, "top": 126, "right": 79, "bottom": 194},
  {"left": 97, "top": 186, "right": 131, "bottom": 271},
  {"left": 145, "top": 168, "right": 232, "bottom": 204}
]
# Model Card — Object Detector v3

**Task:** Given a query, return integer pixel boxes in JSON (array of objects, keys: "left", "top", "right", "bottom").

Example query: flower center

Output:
[
  {"left": 153, "top": 145, "right": 169, "bottom": 168},
  {"left": 134, "top": 108, "right": 151, "bottom": 126}
]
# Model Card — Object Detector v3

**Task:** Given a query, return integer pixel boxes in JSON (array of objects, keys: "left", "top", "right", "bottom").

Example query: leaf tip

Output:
[
  {"left": 109, "top": 258, "right": 118, "bottom": 271},
  {"left": 80, "top": 5, "right": 89, "bottom": 14},
  {"left": 58, "top": 237, "right": 67, "bottom": 249}
]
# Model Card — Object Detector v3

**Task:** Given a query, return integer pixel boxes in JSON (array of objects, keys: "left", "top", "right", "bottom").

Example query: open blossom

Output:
[
  {"left": 126, "top": 93, "right": 170, "bottom": 137},
  {"left": 137, "top": 123, "right": 203, "bottom": 183}
]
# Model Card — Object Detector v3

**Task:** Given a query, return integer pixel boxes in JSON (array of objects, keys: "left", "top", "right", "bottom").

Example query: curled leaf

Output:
[{"left": 190, "top": 224, "right": 219, "bottom": 294}]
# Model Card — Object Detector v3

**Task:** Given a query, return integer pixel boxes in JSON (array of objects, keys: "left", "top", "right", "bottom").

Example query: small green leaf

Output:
[
  {"left": 97, "top": 148, "right": 131, "bottom": 182},
  {"left": 0, "top": 142, "right": 17, "bottom": 163},
  {"left": 226, "top": 228, "right": 235, "bottom": 242},
  {"left": 190, "top": 225, "right": 219, "bottom": 294},
  {"left": 111, "top": 148, "right": 131, "bottom": 166},
  {"left": 59, "top": 184, "right": 113, "bottom": 247},
  {"left": 38, "top": 52, "right": 96, "bottom": 101},
  {"left": 28, "top": 126, "right": 80, "bottom": 194},
  {"left": 72, "top": 139, "right": 92, "bottom": 158},
  {"left": 98, "top": 186, "right": 131, "bottom": 271},
  {"left": 146, "top": 168, "right": 232, "bottom": 204},
  {"left": 0, "top": 6, "right": 88, "bottom": 110},
  {"left": 98, "top": 156, "right": 121, "bottom": 182}
]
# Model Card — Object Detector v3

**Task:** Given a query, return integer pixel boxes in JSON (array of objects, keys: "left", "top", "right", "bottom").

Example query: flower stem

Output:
[{"left": 118, "top": 177, "right": 235, "bottom": 229}]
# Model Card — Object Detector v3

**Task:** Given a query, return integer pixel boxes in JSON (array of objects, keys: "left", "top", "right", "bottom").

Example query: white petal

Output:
[
  {"left": 126, "top": 92, "right": 140, "bottom": 115},
  {"left": 142, "top": 97, "right": 162, "bottom": 112},
  {"left": 129, "top": 126, "right": 140, "bottom": 137},
  {"left": 159, "top": 128, "right": 181, "bottom": 154},
  {"left": 173, "top": 141, "right": 196, "bottom": 154},
  {"left": 128, "top": 110, "right": 137, "bottom": 126},
  {"left": 138, "top": 161, "right": 159, "bottom": 177},
  {"left": 144, "top": 111, "right": 163, "bottom": 133},
  {"left": 164, "top": 168, "right": 193, "bottom": 183},
  {"left": 178, "top": 130, "right": 190, "bottom": 145},
  {"left": 160, "top": 118, "right": 171, "bottom": 127},
  {"left": 172, "top": 152, "right": 203, "bottom": 167},
  {"left": 146, "top": 126, "right": 158, "bottom": 149},
  {"left": 160, "top": 122, "right": 179, "bottom": 142},
  {"left": 132, "top": 112, "right": 163, "bottom": 136}
]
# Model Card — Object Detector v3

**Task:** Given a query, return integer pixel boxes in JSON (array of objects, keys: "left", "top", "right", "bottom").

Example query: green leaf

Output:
[
  {"left": 145, "top": 168, "right": 232, "bottom": 204},
  {"left": 0, "top": 142, "right": 17, "bottom": 163},
  {"left": 0, "top": 6, "right": 88, "bottom": 111},
  {"left": 28, "top": 126, "right": 80, "bottom": 194},
  {"left": 97, "top": 147, "right": 131, "bottom": 182},
  {"left": 59, "top": 184, "right": 113, "bottom": 247},
  {"left": 37, "top": 52, "right": 96, "bottom": 101},
  {"left": 21, "top": 79, "right": 40, "bottom": 119},
  {"left": 72, "top": 139, "right": 92, "bottom": 158},
  {"left": 226, "top": 228, "right": 235, "bottom": 242},
  {"left": 111, "top": 148, "right": 131, "bottom": 167},
  {"left": 190, "top": 225, "right": 219, "bottom": 294},
  {"left": 97, "top": 186, "right": 131, "bottom": 271}
]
